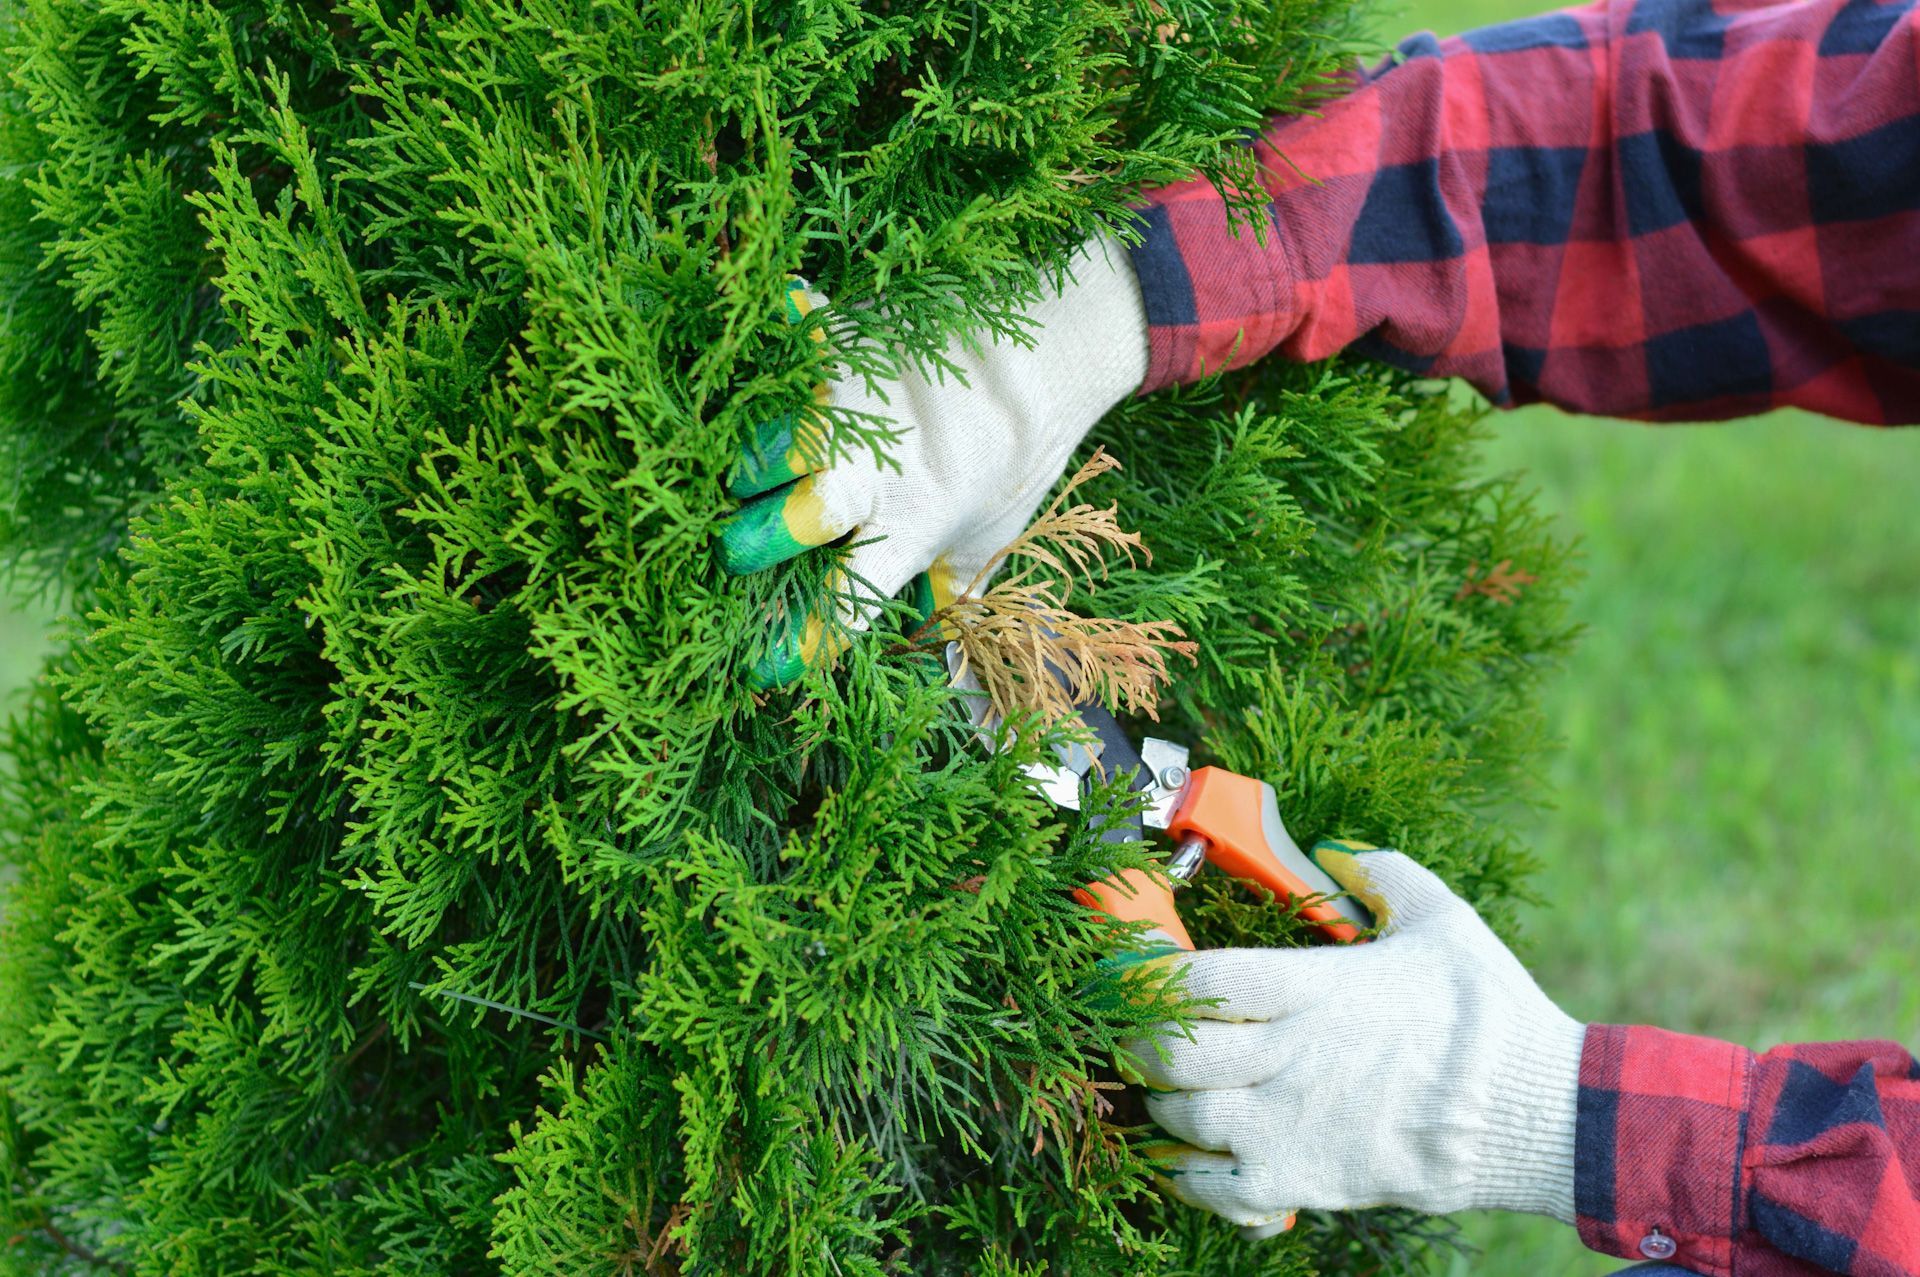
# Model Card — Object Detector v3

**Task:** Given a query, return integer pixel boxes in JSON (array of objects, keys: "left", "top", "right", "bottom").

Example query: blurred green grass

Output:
[
  {"left": 3, "top": 14, "right": 1919, "bottom": 1268},
  {"left": 1383, "top": 1, "right": 1920, "bottom": 1273},
  {"left": 1451, "top": 414, "right": 1920, "bottom": 1275},
  {"left": 1, "top": 598, "right": 51, "bottom": 722},
  {"left": 0, "top": 597, "right": 53, "bottom": 892}
]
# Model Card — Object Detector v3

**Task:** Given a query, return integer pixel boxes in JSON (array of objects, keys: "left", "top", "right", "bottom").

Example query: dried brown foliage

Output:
[
  {"left": 931, "top": 450, "right": 1197, "bottom": 726},
  {"left": 610, "top": 1199, "right": 689, "bottom": 1277},
  {"left": 1455, "top": 558, "right": 1539, "bottom": 605}
]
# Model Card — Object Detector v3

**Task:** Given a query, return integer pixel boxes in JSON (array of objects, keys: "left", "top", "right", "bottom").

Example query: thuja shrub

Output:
[{"left": 0, "top": 2, "right": 1573, "bottom": 1273}]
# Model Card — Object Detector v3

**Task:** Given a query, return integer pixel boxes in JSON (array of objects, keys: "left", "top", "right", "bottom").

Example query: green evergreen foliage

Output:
[{"left": 0, "top": 2, "right": 1573, "bottom": 1273}]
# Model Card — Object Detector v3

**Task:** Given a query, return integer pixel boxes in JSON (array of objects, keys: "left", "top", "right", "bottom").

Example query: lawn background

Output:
[
  {"left": 1391, "top": 0, "right": 1920, "bottom": 1270},
  {"left": 2, "top": 15, "right": 1917, "bottom": 1267},
  {"left": 0, "top": 601, "right": 43, "bottom": 724}
]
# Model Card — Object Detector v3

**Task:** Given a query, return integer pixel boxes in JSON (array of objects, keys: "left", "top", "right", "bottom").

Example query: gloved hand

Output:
[
  {"left": 717, "top": 237, "right": 1149, "bottom": 685},
  {"left": 1126, "top": 845, "right": 1587, "bottom": 1236}
]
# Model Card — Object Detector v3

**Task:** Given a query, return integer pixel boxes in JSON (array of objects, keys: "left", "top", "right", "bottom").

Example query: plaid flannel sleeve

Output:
[
  {"left": 1576, "top": 1025, "right": 1920, "bottom": 1275},
  {"left": 1127, "top": 0, "right": 1920, "bottom": 423}
]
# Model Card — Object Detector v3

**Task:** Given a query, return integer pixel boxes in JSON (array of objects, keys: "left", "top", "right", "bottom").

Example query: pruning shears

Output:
[
  {"left": 944, "top": 645, "right": 1373, "bottom": 950},
  {"left": 945, "top": 647, "right": 1373, "bottom": 1239}
]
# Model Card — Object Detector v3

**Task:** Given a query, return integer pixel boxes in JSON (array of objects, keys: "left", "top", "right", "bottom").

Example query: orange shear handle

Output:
[
  {"left": 1167, "top": 768, "right": 1371, "bottom": 943},
  {"left": 1073, "top": 870, "right": 1194, "bottom": 950}
]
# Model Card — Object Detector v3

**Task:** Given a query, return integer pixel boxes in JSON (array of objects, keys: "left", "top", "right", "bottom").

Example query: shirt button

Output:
[{"left": 1639, "top": 1229, "right": 1678, "bottom": 1261}]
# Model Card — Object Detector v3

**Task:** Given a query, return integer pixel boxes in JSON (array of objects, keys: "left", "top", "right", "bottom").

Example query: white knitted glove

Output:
[
  {"left": 718, "top": 238, "right": 1148, "bottom": 684},
  {"left": 1125, "top": 846, "right": 1587, "bottom": 1237}
]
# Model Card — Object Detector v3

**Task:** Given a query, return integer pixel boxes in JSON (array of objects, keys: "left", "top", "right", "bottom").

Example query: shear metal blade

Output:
[{"left": 944, "top": 641, "right": 1093, "bottom": 810}]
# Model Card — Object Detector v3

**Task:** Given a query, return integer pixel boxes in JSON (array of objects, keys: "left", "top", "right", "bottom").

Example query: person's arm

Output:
[
  {"left": 718, "top": 0, "right": 1920, "bottom": 677},
  {"left": 1577, "top": 1026, "right": 1920, "bottom": 1274},
  {"left": 1125, "top": 847, "right": 1920, "bottom": 1276},
  {"left": 1130, "top": 0, "right": 1920, "bottom": 422}
]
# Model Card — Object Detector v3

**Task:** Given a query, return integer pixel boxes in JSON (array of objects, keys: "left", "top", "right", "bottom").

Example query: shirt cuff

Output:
[
  {"left": 1124, "top": 178, "right": 1296, "bottom": 395},
  {"left": 1575, "top": 1025, "right": 1757, "bottom": 1277}
]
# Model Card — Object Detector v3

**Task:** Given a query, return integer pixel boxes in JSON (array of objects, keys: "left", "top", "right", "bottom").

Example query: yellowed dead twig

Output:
[{"left": 933, "top": 449, "right": 1197, "bottom": 726}]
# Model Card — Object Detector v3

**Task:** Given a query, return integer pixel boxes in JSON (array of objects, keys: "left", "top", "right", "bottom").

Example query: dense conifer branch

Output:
[{"left": 0, "top": 2, "right": 1572, "bottom": 1273}]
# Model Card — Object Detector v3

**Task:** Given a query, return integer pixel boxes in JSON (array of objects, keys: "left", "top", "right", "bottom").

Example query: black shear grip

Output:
[{"left": 1072, "top": 702, "right": 1152, "bottom": 847}]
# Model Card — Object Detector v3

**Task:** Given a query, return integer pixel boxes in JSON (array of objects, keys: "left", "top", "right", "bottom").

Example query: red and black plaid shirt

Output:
[
  {"left": 1579, "top": 1027, "right": 1920, "bottom": 1274},
  {"left": 1130, "top": 0, "right": 1920, "bottom": 1268},
  {"left": 1128, "top": 0, "right": 1920, "bottom": 422}
]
